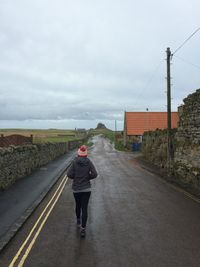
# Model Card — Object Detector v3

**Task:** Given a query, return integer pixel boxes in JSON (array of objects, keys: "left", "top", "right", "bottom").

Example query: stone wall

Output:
[
  {"left": 142, "top": 89, "right": 200, "bottom": 195},
  {"left": 0, "top": 141, "right": 80, "bottom": 190},
  {"left": 173, "top": 89, "right": 200, "bottom": 192},
  {"left": 142, "top": 128, "right": 177, "bottom": 169}
]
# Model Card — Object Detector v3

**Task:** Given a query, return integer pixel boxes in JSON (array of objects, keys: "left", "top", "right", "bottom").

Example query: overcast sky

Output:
[{"left": 0, "top": 0, "right": 199, "bottom": 130}]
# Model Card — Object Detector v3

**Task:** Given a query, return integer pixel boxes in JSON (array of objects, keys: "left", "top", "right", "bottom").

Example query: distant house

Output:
[{"left": 123, "top": 111, "right": 179, "bottom": 147}]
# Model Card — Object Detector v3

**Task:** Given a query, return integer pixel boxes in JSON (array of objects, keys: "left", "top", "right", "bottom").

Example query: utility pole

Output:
[
  {"left": 166, "top": 47, "right": 172, "bottom": 175},
  {"left": 114, "top": 119, "right": 117, "bottom": 145}
]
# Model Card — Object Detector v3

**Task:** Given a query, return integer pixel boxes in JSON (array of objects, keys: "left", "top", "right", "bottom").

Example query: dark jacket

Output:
[{"left": 67, "top": 156, "right": 98, "bottom": 191}]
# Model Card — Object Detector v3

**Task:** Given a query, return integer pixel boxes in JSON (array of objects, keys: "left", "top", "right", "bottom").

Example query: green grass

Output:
[
  {"left": 0, "top": 128, "right": 125, "bottom": 150},
  {"left": 115, "top": 140, "right": 125, "bottom": 151},
  {"left": 33, "top": 136, "right": 79, "bottom": 143},
  {"left": 84, "top": 141, "right": 94, "bottom": 147},
  {"left": 0, "top": 129, "right": 79, "bottom": 143},
  {"left": 103, "top": 131, "right": 115, "bottom": 143},
  {"left": 0, "top": 129, "right": 75, "bottom": 135}
]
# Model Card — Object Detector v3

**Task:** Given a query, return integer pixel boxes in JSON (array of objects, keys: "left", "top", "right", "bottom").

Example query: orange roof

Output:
[{"left": 125, "top": 112, "right": 179, "bottom": 135}]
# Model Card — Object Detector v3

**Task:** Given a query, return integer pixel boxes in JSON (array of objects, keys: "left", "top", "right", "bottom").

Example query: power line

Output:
[
  {"left": 142, "top": 60, "right": 163, "bottom": 91},
  {"left": 172, "top": 27, "right": 200, "bottom": 56},
  {"left": 132, "top": 59, "right": 164, "bottom": 111},
  {"left": 173, "top": 54, "right": 200, "bottom": 70}
]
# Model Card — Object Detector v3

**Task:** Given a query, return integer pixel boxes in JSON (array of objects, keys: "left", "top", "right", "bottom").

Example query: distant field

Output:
[
  {"left": 0, "top": 128, "right": 125, "bottom": 149},
  {"left": 0, "top": 129, "right": 78, "bottom": 143}
]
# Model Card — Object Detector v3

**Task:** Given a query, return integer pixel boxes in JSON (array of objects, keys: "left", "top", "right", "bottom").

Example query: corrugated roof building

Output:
[{"left": 124, "top": 111, "right": 179, "bottom": 147}]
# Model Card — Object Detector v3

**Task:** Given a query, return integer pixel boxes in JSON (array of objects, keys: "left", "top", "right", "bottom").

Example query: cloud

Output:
[{"left": 0, "top": 0, "right": 200, "bottom": 129}]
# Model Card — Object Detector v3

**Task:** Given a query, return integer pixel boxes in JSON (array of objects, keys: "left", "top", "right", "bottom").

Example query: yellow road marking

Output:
[
  {"left": 134, "top": 161, "right": 200, "bottom": 204},
  {"left": 141, "top": 168, "right": 200, "bottom": 204},
  {"left": 155, "top": 176, "right": 200, "bottom": 204},
  {"left": 9, "top": 175, "right": 68, "bottom": 267},
  {"left": 17, "top": 179, "right": 67, "bottom": 267},
  {"left": 169, "top": 184, "right": 200, "bottom": 204}
]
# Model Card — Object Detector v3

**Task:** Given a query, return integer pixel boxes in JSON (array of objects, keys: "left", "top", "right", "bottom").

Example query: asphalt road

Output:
[{"left": 1, "top": 135, "right": 200, "bottom": 267}]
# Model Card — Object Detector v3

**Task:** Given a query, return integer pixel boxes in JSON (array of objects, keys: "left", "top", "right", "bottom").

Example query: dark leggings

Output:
[{"left": 73, "top": 192, "right": 91, "bottom": 228}]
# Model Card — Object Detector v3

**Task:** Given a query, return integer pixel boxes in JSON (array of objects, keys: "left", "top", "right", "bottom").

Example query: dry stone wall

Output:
[
  {"left": 142, "top": 129, "right": 177, "bottom": 169},
  {"left": 173, "top": 89, "right": 200, "bottom": 192},
  {"left": 142, "top": 89, "right": 200, "bottom": 195},
  {"left": 0, "top": 142, "right": 69, "bottom": 190}
]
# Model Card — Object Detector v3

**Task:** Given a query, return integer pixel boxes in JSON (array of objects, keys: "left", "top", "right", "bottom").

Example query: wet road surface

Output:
[
  {"left": 1, "top": 135, "right": 200, "bottom": 267},
  {"left": 0, "top": 151, "right": 75, "bottom": 251}
]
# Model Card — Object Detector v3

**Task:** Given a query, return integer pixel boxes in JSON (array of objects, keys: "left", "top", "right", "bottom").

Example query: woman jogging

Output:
[{"left": 67, "top": 145, "right": 98, "bottom": 238}]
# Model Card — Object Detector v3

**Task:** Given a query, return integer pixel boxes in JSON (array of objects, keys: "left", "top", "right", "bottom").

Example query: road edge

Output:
[
  {"left": 0, "top": 156, "right": 73, "bottom": 253},
  {"left": 135, "top": 157, "right": 200, "bottom": 204}
]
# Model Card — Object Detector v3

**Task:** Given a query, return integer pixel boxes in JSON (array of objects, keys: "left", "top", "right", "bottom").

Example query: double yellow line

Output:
[{"left": 9, "top": 175, "right": 68, "bottom": 267}]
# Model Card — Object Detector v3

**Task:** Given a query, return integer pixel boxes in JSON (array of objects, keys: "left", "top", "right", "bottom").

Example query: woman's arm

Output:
[
  {"left": 89, "top": 160, "right": 98, "bottom": 179},
  {"left": 67, "top": 161, "right": 75, "bottom": 179}
]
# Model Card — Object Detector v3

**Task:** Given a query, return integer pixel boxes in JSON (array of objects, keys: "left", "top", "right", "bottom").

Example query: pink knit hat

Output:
[{"left": 78, "top": 145, "right": 88, "bottom": 157}]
